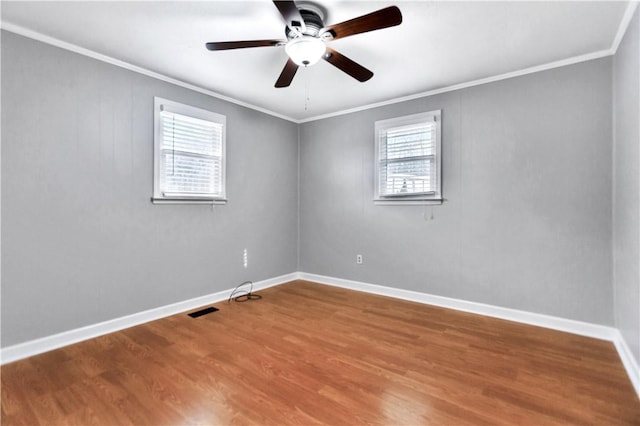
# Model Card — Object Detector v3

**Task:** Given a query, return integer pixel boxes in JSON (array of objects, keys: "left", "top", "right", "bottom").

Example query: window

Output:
[
  {"left": 374, "top": 110, "right": 442, "bottom": 205},
  {"left": 152, "top": 97, "right": 226, "bottom": 204}
]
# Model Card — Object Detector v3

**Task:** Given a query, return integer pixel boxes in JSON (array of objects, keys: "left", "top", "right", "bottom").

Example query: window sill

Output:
[
  {"left": 374, "top": 198, "right": 443, "bottom": 206},
  {"left": 151, "top": 197, "right": 227, "bottom": 205}
]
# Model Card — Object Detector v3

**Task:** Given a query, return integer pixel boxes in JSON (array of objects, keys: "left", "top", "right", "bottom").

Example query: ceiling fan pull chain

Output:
[{"left": 305, "top": 68, "right": 311, "bottom": 111}]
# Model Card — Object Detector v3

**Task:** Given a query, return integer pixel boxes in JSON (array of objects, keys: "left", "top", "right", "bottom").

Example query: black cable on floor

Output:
[{"left": 228, "top": 280, "right": 262, "bottom": 303}]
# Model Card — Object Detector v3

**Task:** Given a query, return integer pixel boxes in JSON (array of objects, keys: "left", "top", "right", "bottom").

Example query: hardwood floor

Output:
[{"left": 2, "top": 280, "right": 639, "bottom": 425}]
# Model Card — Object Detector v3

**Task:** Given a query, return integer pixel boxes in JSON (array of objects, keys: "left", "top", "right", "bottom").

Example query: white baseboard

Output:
[
  {"left": 0, "top": 272, "right": 297, "bottom": 365},
  {"left": 612, "top": 329, "right": 640, "bottom": 397},
  {"left": 2, "top": 271, "right": 638, "bottom": 399},
  {"left": 298, "top": 272, "right": 617, "bottom": 340},
  {"left": 297, "top": 272, "right": 639, "bottom": 399}
]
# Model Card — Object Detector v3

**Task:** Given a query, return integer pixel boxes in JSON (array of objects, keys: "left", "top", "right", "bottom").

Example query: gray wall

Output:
[
  {"left": 2, "top": 27, "right": 629, "bottom": 348},
  {"left": 613, "top": 8, "right": 640, "bottom": 366},
  {"left": 300, "top": 58, "right": 614, "bottom": 325},
  {"left": 1, "top": 32, "right": 299, "bottom": 347}
]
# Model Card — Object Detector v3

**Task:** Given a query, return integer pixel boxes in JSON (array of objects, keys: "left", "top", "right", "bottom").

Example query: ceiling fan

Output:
[{"left": 205, "top": 1, "right": 402, "bottom": 88}]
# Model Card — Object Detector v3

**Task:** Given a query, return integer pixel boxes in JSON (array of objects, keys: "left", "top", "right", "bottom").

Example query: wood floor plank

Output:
[{"left": 2, "top": 280, "right": 639, "bottom": 425}]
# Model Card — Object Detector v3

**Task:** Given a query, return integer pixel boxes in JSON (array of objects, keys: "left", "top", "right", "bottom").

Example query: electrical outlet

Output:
[{"left": 356, "top": 254, "right": 363, "bottom": 264}]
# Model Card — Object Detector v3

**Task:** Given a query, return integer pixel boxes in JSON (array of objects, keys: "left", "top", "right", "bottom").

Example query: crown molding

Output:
[
  {"left": 298, "top": 48, "right": 613, "bottom": 123},
  {"left": 0, "top": 22, "right": 299, "bottom": 123},
  {"left": 2, "top": 1, "right": 637, "bottom": 124},
  {"left": 611, "top": 1, "right": 639, "bottom": 54}
]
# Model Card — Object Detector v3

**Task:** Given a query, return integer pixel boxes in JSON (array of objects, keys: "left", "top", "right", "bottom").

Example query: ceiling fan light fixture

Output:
[{"left": 285, "top": 36, "right": 326, "bottom": 66}]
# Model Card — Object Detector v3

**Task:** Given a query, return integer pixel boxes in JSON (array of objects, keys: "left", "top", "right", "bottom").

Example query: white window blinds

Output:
[
  {"left": 160, "top": 111, "right": 223, "bottom": 196},
  {"left": 153, "top": 98, "right": 226, "bottom": 203},
  {"left": 375, "top": 111, "right": 441, "bottom": 203}
]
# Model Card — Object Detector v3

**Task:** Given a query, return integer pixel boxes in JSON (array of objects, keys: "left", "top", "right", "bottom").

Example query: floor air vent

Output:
[{"left": 188, "top": 306, "right": 219, "bottom": 318}]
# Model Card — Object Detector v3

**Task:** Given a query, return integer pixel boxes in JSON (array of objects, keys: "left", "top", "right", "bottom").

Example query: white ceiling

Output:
[{"left": 1, "top": 1, "right": 632, "bottom": 122}]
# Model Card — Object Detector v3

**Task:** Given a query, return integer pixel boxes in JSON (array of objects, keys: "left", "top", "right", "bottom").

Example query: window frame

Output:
[
  {"left": 374, "top": 110, "right": 442, "bottom": 205},
  {"left": 152, "top": 97, "right": 227, "bottom": 205}
]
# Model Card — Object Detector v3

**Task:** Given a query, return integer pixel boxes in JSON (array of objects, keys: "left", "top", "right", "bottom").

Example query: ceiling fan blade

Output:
[
  {"left": 320, "top": 6, "right": 402, "bottom": 41},
  {"left": 275, "top": 58, "right": 299, "bottom": 88},
  {"left": 205, "top": 40, "right": 284, "bottom": 51},
  {"left": 323, "top": 47, "right": 373, "bottom": 82},
  {"left": 273, "top": 1, "right": 306, "bottom": 31}
]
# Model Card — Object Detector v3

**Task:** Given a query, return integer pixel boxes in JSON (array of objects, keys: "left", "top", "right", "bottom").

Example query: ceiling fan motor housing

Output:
[
  {"left": 206, "top": 1, "right": 402, "bottom": 87},
  {"left": 285, "top": 8, "right": 325, "bottom": 39}
]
